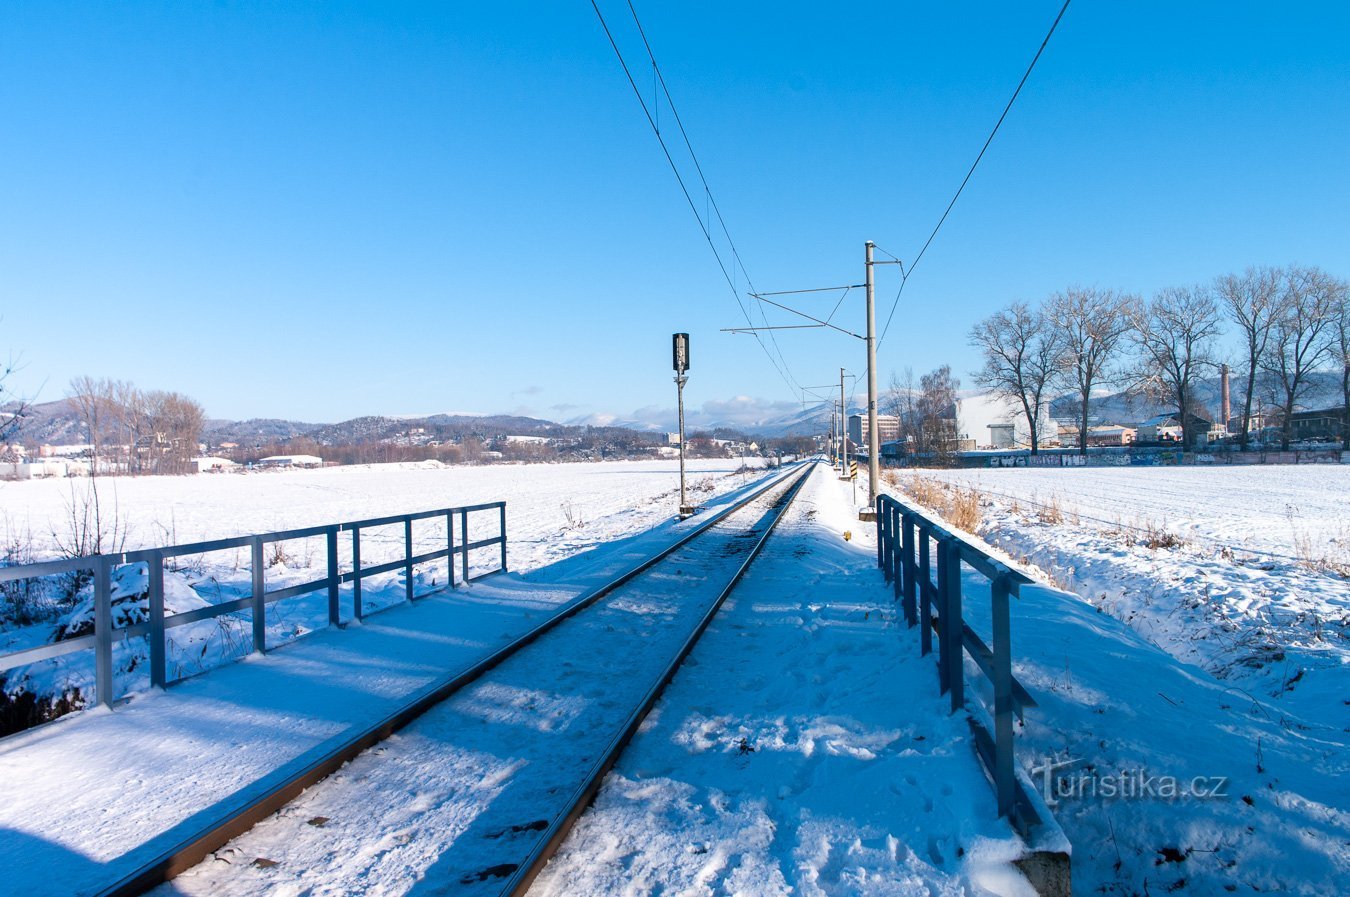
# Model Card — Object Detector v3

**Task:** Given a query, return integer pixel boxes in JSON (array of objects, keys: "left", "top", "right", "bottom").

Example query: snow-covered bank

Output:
[
  {"left": 875, "top": 470, "right": 1349, "bottom": 893},
  {"left": 917, "top": 465, "right": 1350, "bottom": 568},
  {"left": 892, "top": 467, "right": 1348, "bottom": 733}
]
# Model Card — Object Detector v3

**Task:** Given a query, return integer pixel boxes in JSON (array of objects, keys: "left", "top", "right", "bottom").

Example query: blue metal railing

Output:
[
  {"left": 0, "top": 501, "right": 507, "bottom": 713},
  {"left": 875, "top": 491, "right": 1047, "bottom": 839}
]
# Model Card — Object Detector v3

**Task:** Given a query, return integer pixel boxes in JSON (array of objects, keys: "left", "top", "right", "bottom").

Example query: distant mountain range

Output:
[{"left": 5, "top": 370, "right": 1340, "bottom": 449}]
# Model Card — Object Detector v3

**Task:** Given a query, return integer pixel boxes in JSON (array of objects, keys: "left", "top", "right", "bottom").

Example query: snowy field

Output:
[
  {"left": 0, "top": 458, "right": 767, "bottom": 567},
  {"left": 877, "top": 468, "right": 1349, "bottom": 894},
  {"left": 887, "top": 466, "right": 1348, "bottom": 728},
  {"left": 0, "top": 461, "right": 1345, "bottom": 894},
  {"left": 0, "top": 460, "right": 767, "bottom": 721},
  {"left": 918, "top": 464, "right": 1350, "bottom": 567}
]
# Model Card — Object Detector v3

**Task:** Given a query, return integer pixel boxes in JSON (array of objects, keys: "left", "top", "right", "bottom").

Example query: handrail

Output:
[
  {"left": 875, "top": 491, "right": 1050, "bottom": 842},
  {"left": 0, "top": 501, "right": 508, "bottom": 722}
]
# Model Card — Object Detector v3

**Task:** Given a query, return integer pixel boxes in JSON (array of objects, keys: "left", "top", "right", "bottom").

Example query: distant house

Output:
[
  {"left": 848, "top": 414, "right": 901, "bottom": 448},
  {"left": 1289, "top": 407, "right": 1346, "bottom": 442},
  {"left": 1086, "top": 425, "right": 1136, "bottom": 447},
  {"left": 502, "top": 434, "right": 549, "bottom": 445},
  {"left": 954, "top": 393, "right": 1056, "bottom": 451},
  {"left": 190, "top": 456, "right": 237, "bottom": 473},
  {"left": 1137, "top": 411, "right": 1213, "bottom": 444},
  {"left": 257, "top": 454, "right": 324, "bottom": 468}
]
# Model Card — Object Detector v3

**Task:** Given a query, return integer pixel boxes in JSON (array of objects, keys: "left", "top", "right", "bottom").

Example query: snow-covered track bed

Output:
[{"left": 132, "top": 464, "right": 812, "bottom": 897}]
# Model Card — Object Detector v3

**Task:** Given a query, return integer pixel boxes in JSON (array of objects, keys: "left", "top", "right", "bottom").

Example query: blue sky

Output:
[{"left": 2, "top": 1, "right": 1347, "bottom": 426}]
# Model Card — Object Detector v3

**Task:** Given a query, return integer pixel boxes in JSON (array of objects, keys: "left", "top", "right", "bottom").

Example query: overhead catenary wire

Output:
[
  {"left": 591, "top": 0, "right": 801, "bottom": 394},
  {"left": 878, "top": 0, "right": 1072, "bottom": 349},
  {"left": 621, "top": 1, "right": 801, "bottom": 389}
]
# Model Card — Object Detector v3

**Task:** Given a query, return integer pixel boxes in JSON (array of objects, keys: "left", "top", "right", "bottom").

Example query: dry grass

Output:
[
  {"left": 900, "top": 475, "right": 983, "bottom": 534},
  {"left": 1034, "top": 494, "right": 1064, "bottom": 525}
]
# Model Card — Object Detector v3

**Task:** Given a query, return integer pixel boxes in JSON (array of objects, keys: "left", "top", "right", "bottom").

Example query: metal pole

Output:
[
  {"left": 148, "top": 550, "right": 166, "bottom": 688},
  {"left": 865, "top": 240, "right": 880, "bottom": 506},
  {"left": 840, "top": 367, "right": 848, "bottom": 477},
  {"left": 94, "top": 557, "right": 113, "bottom": 708},
  {"left": 676, "top": 372, "right": 688, "bottom": 514}
]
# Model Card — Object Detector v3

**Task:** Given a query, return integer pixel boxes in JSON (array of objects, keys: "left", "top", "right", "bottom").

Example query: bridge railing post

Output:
[
  {"left": 918, "top": 528, "right": 932, "bottom": 656},
  {"left": 94, "top": 556, "right": 114, "bottom": 709},
  {"left": 901, "top": 511, "right": 916, "bottom": 626},
  {"left": 148, "top": 550, "right": 166, "bottom": 689},
  {"left": 944, "top": 540, "right": 964, "bottom": 714},
  {"left": 326, "top": 527, "right": 340, "bottom": 625},
  {"left": 251, "top": 536, "right": 266, "bottom": 654},
  {"left": 992, "top": 573, "right": 1015, "bottom": 816}
]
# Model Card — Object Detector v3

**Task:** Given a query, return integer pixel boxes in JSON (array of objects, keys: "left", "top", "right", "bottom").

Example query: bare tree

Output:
[
  {"left": 917, "top": 365, "right": 960, "bottom": 466},
  {"left": 109, "top": 380, "right": 146, "bottom": 473},
  {"left": 1048, "top": 287, "right": 1136, "bottom": 454},
  {"left": 1214, "top": 266, "right": 1282, "bottom": 449},
  {"left": 1263, "top": 265, "right": 1342, "bottom": 450},
  {"left": 1131, "top": 286, "right": 1222, "bottom": 450},
  {"left": 1338, "top": 286, "right": 1350, "bottom": 451},
  {"left": 885, "top": 368, "right": 919, "bottom": 459},
  {"left": 0, "top": 354, "right": 27, "bottom": 444},
  {"left": 67, "top": 376, "right": 117, "bottom": 472},
  {"left": 969, "top": 301, "right": 1064, "bottom": 454}
]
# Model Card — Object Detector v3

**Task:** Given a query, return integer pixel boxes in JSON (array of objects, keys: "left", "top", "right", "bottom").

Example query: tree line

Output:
[
  {"left": 965, "top": 265, "right": 1348, "bottom": 453},
  {"left": 65, "top": 376, "right": 206, "bottom": 475}
]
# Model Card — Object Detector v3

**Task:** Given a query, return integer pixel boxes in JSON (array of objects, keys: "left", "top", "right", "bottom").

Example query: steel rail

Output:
[
  {"left": 501, "top": 464, "right": 815, "bottom": 896},
  {"left": 98, "top": 463, "right": 807, "bottom": 897}
]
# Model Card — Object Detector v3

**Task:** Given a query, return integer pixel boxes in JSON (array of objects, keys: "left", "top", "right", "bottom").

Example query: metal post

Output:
[
  {"left": 876, "top": 496, "right": 885, "bottom": 576},
  {"left": 352, "top": 527, "right": 363, "bottom": 620},
  {"left": 828, "top": 403, "right": 836, "bottom": 466},
  {"left": 673, "top": 331, "right": 692, "bottom": 517},
  {"left": 447, "top": 511, "right": 457, "bottom": 588},
  {"left": 935, "top": 538, "right": 950, "bottom": 694},
  {"left": 404, "top": 517, "right": 414, "bottom": 602},
  {"left": 901, "top": 512, "right": 917, "bottom": 626},
  {"left": 991, "top": 573, "right": 1015, "bottom": 816},
  {"left": 94, "top": 557, "right": 113, "bottom": 708},
  {"left": 251, "top": 536, "right": 266, "bottom": 654},
  {"left": 840, "top": 367, "right": 848, "bottom": 477},
  {"left": 499, "top": 502, "right": 508, "bottom": 572},
  {"left": 944, "top": 538, "right": 964, "bottom": 714},
  {"left": 677, "top": 372, "right": 688, "bottom": 513},
  {"left": 148, "top": 550, "right": 166, "bottom": 688},
  {"left": 327, "top": 527, "right": 340, "bottom": 625},
  {"left": 460, "top": 508, "right": 470, "bottom": 583},
  {"left": 865, "top": 240, "right": 880, "bottom": 506},
  {"left": 890, "top": 504, "right": 902, "bottom": 600},
  {"left": 918, "top": 530, "right": 932, "bottom": 656}
]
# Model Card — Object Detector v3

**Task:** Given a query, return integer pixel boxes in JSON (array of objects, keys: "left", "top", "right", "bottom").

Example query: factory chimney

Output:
[{"left": 1220, "top": 364, "right": 1231, "bottom": 430}]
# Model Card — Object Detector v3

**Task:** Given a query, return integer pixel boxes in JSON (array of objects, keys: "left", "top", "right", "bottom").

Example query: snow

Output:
[
  {"left": 3, "top": 459, "right": 1345, "bottom": 894},
  {"left": 917, "top": 464, "right": 1350, "bottom": 565},
  {"left": 893, "top": 466, "right": 1349, "bottom": 729},
  {"left": 0, "top": 459, "right": 767, "bottom": 712},
  {"left": 532, "top": 468, "right": 1033, "bottom": 895},
  {"left": 877, "top": 466, "right": 1350, "bottom": 894},
  {"left": 0, "top": 467, "right": 781, "bottom": 897}
]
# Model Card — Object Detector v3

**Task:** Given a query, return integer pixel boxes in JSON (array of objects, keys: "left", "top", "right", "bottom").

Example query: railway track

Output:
[{"left": 106, "top": 462, "right": 814, "bottom": 897}]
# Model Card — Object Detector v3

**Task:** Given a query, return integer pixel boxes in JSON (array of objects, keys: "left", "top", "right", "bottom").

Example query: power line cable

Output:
[
  {"left": 878, "top": 0, "right": 1072, "bottom": 349},
  {"left": 590, "top": 0, "right": 801, "bottom": 394}
]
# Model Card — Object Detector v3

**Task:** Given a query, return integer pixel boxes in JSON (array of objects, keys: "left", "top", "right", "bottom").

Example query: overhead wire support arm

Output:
[
  {"left": 754, "top": 295, "right": 865, "bottom": 339},
  {"left": 722, "top": 324, "right": 827, "bottom": 333},
  {"left": 750, "top": 284, "right": 866, "bottom": 298}
]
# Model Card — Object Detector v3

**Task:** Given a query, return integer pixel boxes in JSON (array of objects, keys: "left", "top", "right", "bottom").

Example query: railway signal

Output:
[{"left": 673, "top": 333, "right": 696, "bottom": 517}]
